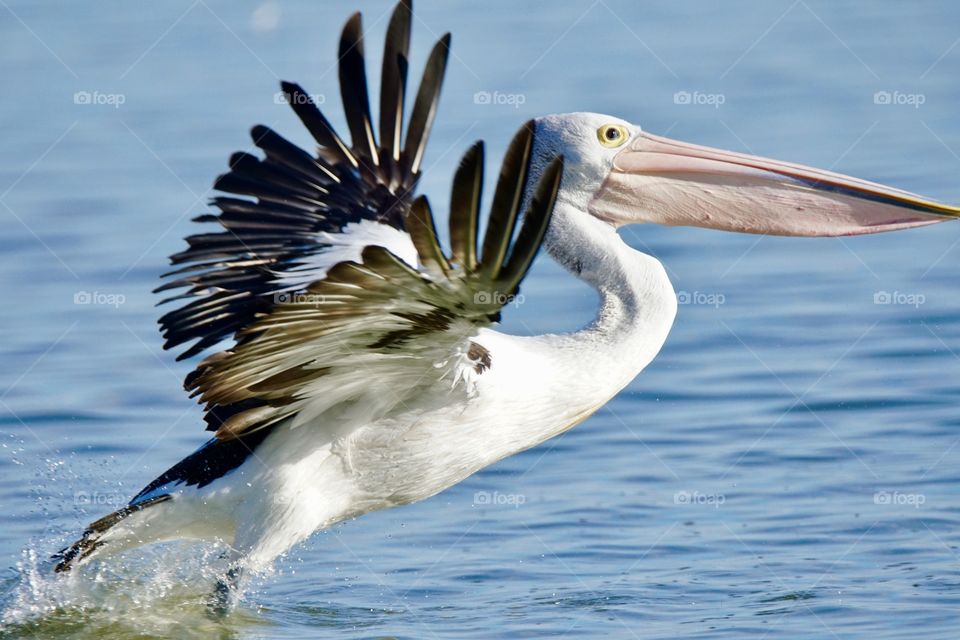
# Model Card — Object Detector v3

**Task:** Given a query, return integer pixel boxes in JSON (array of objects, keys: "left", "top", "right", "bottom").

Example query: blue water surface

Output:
[{"left": 2, "top": 1, "right": 960, "bottom": 638}]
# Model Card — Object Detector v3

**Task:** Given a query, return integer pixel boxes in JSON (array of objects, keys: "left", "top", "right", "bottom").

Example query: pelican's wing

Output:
[
  {"left": 157, "top": 1, "right": 450, "bottom": 360},
  {"left": 188, "top": 125, "right": 564, "bottom": 440}
]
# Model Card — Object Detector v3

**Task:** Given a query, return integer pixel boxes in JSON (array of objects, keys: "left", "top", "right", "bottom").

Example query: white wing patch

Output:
[{"left": 271, "top": 220, "right": 419, "bottom": 291}]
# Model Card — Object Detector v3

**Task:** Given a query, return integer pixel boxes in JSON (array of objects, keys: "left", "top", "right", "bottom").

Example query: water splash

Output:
[{"left": 0, "top": 541, "right": 268, "bottom": 639}]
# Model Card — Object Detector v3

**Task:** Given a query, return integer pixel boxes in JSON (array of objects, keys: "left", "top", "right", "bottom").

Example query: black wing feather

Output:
[
  {"left": 379, "top": 0, "right": 412, "bottom": 169},
  {"left": 501, "top": 156, "right": 564, "bottom": 289},
  {"left": 407, "top": 197, "right": 452, "bottom": 277},
  {"left": 403, "top": 33, "right": 451, "bottom": 176},
  {"left": 338, "top": 12, "right": 379, "bottom": 170},
  {"left": 448, "top": 142, "right": 483, "bottom": 271},
  {"left": 480, "top": 120, "right": 534, "bottom": 278},
  {"left": 279, "top": 81, "right": 356, "bottom": 168}
]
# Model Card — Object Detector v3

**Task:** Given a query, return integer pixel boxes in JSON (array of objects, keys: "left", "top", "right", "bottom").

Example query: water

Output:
[{"left": 2, "top": 1, "right": 960, "bottom": 637}]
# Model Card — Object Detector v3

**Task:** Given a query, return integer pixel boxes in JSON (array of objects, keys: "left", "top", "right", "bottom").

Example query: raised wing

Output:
[
  {"left": 189, "top": 124, "right": 564, "bottom": 440},
  {"left": 156, "top": 0, "right": 450, "bottom": 360}
]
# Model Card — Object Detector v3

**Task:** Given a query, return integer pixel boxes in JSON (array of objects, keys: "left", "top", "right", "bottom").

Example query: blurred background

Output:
[{"left": 1, "top": 1, "right": 959, "bottom": 638}]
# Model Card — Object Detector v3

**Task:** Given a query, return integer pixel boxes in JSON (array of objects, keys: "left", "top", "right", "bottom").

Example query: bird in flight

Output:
[{"left": 53, "top": 0, "right": 960, "bottom": 606}]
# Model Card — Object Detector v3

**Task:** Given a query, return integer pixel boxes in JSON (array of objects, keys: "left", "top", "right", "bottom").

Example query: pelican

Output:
[{"left": 53, "top": 1, "right": 960, "bottom": 603}]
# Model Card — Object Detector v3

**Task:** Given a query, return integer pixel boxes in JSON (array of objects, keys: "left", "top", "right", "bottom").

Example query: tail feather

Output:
[{"left": 52, "top": 494, "right": 172, "bottom": 573}]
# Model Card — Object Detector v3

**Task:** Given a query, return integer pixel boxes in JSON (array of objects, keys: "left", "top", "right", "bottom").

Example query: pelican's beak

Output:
[{"left": 590, "top": 131, "right": 960, "bottom": 236}]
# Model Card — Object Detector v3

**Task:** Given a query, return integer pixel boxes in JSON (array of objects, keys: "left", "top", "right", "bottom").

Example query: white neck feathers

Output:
[{"left": 543, "top": 200, "right": 677, "bottom": 388}]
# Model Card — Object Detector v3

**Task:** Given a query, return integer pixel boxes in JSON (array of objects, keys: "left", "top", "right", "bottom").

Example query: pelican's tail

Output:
[
  {"left": 51, "top": 434, "right": 267, "bottom": 574},
  {"left": 52, "top": 494, "right": 173, "bottom": 573}
]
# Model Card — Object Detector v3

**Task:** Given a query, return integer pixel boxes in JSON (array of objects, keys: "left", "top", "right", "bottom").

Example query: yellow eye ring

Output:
[{"left": 597, "top": 124, "right": 629, "bottom": 148}]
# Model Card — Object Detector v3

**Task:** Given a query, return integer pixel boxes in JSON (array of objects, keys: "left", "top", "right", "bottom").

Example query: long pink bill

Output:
[{"left": 591, "top": 131, "right": 960, "bottom": 236}]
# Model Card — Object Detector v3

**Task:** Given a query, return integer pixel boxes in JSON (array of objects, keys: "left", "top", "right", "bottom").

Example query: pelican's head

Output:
[{"left": 531, "top": 112, "right": 960, "bottom": 236}]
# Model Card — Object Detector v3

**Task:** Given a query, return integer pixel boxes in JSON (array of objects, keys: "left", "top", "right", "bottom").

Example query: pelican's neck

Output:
[
  {"left": 543, "top": 199, "right": 677, "bottom": 384},
  {"left": 460, "top": 200, "right": 677, "bottom": 461}
]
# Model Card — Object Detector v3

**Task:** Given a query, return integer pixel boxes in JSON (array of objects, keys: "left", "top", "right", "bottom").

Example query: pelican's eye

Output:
[{"left": 597, "top": 124, "right": 629, "bottom": 148}]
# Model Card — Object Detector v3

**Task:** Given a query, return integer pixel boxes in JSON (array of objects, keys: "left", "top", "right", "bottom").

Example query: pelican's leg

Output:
[{"left": 207, "top": 550, "right": 246, "bottom": 617}]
